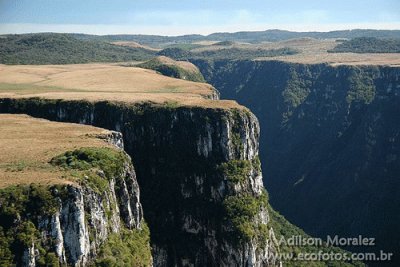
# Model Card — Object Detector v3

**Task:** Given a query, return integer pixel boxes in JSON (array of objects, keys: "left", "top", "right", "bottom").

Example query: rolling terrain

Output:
[
  {"left": 0, "top": 63, "right": 222, "bottom": 107},
  {"left": 0, "top": 59, "right": 362, "bottom": 266},
  {"left": 72, "top": 29, "right": 400, "bottom": 46},
  {"left": 0, "top": 33, "right": 156, "bottom": 64},
  {"left": 2, "top": 30, "right": 399, "bottom": 266}
]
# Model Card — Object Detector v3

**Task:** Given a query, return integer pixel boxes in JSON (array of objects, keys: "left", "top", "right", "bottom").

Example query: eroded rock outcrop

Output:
[
  {"left": 193, "top": 59, "right": 400, "bottom": 263},
  {"left": 0, "top": 134, "right": 150, "bottom": 267},
  {"left": 0, "top": 99, "right": 280, "bottom": 266}
]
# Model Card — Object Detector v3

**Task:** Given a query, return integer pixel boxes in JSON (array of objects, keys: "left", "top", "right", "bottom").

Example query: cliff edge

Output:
[{"left": 0, "top": 114, "right": 151, "bottom": 266}]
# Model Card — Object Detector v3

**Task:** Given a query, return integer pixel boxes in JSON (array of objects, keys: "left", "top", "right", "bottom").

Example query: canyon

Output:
[
  {"left": 2, "top": 31, "right": 399, "bottom": 266},
  {"left": 192, "top": 58, "right": 400, "bottom": 264}
]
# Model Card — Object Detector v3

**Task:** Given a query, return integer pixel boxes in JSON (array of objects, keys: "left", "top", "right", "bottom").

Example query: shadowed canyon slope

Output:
[
  {"left": 0, "top": 62, "right": 360, "bottom": 266},
  {"left": 193, "top": 58, "right": 400, "bottom": 265}
]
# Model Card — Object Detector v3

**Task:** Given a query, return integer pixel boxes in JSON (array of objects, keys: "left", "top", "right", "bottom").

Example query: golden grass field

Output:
[
  {"left": 0, "top": 114, "right": 118, "bottom": 188},
  {"left": 254, "top": 38, "right": 400, "bottom": 66},
  {"left": 190, "top": 37, "right": 400, "bottom": 66},
  {"left": 0, "top": 63, "right": 241, "bottom": 109}
]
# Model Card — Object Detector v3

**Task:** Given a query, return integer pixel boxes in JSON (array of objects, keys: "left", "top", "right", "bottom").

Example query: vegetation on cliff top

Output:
[
  {"left": 136, "top": 56, "right": 206, "bottom": 82},
  {"left": 51, "top": 147, "right": 125, "bottom": 179},
  {"left": 329, "top": 37, "right": 400, "bottom": 53},
  {"left": 0, "top": 114, "right": 121, "bottom": 189},
  {"left": 0, "top": 146, "right": 151, "bottom": 267}
]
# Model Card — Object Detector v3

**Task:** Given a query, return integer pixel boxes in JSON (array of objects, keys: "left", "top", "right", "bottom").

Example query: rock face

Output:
[
  {"left": 0, "top": 99, "right": 280, "bottom": 266},
  {"left": 193, "top": 59, "right": 400, "bottom": 262},
  {"left": 0, "top": 134, "right": 147, "bottom": 267}
]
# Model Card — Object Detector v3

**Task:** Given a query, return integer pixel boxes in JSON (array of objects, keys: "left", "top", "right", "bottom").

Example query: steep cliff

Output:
[
  {"left": 0, "top": 115, "right": 151, "bottom": 266},
  {"left": 0, "top": 99, "right": 281, "bottom": 266},
  {"left": 193, "top": 59, "right": 400, "bottom": 263},
  {"left": 1, "top": 49, "right": 373, "bottom": 266}
]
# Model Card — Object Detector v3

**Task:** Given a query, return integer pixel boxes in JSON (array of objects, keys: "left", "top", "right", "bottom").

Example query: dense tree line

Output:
[
  {"left": 158, "top": 47, "right": 298, "bottom": 60},
  {"left": 329, "top": 37, "right": 400, "bottom": 53},
  {"left": 0, "top": 33, "right": 156, "bottom": 64}
]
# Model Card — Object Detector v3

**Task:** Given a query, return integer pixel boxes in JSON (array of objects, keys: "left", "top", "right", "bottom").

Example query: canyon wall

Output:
[
  {"left": 193, "top": 59, "right": 400, "bottom": 261},
  {"left": 0, "top": 99, "right": 280, "bottom": 266},
  {"left": 0, "top": 136, "right": 151, "bottom": 266}
]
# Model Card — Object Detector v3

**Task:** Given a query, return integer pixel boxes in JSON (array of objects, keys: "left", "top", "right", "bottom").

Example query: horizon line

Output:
[{"left": 1, "top": 23, "right": 400, "bottom": 36}]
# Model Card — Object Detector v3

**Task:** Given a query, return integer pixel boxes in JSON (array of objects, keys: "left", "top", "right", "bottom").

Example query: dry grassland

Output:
[
  {"left": 0, "top": 114, "right": 117, "bottom": 188},
  {"left": 193, "top": 37, "right": 400, "bottom": 66},
  {"left": 254, "top": 38, "right": 400, "bottom": 66},
  {"left": 112, "top": 41, "right": 161, "bottom": 51},
  {"left": 0, "top": 63, "right": 241, "bottom": 109}
]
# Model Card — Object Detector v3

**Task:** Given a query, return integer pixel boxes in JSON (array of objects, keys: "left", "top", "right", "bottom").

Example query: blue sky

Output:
[{"left": 0, "top": 0, "right": 399, "bottom": 35}]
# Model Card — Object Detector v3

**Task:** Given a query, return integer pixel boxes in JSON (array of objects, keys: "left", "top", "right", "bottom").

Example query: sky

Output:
[{"left": 0, "top": 0, "right": 400, "bottom": 36}]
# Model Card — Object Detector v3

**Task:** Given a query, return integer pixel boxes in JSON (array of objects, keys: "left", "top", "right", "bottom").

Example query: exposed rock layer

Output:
[
  {"left": 1, "top": 141, "right": 146, "bottom": 266},
  {"left": 192, "top": 59, "right": 400, "bottom": 261},
  {"left": 0, "top": 99, "right": 279, "bottom": 266}
]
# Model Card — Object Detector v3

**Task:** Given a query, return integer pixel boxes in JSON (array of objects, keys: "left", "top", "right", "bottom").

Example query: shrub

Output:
[
  {"left": 218, "top": 160, "right": 252, "bottom": 183},
  {"left": 50, "top": 147, "right": 125, "bottom": 178},
  {"left": 223, "top": 191, "right": 268, "bottom": 244},
  {"left": 94, "top": 223, "right": 152, "bottom": 267}
]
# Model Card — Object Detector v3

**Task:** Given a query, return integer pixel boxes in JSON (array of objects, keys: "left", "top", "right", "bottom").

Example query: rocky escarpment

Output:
[
  {"left": 193, "top": 59, "right": 400, "bottom": 263},
  {"left": 0, "top": 99, "right": 280, "bottom": 266},
  {"left": 0, "top": 136, "right": 151, "bottom": 267}
]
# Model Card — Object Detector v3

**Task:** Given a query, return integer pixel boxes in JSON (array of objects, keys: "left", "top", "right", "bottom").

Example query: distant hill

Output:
[
  {"left": 2, "top": 30, "right": 400, "bottom": 65},
  {"left": 72, "top": 29, "right": 400, "bottom": 46},
  {"left": 206, "top": 29, "right": 400, "bottom": 43},
  {"left": 157, "top": 47, "right": 298, "bottom": 61},
  {"left": 72, "top": 33, "right": 205, "bottom": 48},
  {"left": 0, "top": 33, "right": 156, "bottom": 64},
  {"left": 329, "top": 37, "right": 400, "bottom": 53}
]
